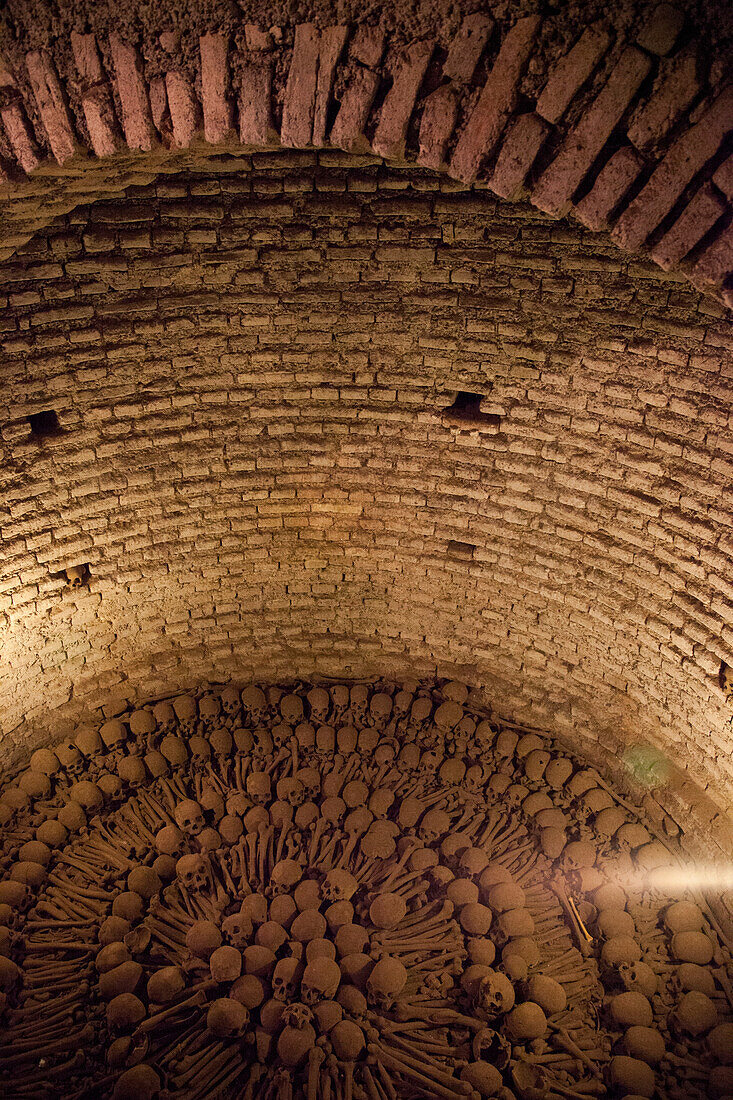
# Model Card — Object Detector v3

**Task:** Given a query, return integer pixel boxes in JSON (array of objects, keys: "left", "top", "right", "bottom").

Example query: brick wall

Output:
[
  {"left": 0, "top": 6, "right": 730, "bottom": 302},
  {"left": 0, "top": 153, "right": 731, "bottom": 850}
]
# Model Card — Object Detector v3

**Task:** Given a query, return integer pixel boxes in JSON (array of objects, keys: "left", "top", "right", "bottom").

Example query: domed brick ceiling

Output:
[{"left": 0, "top": 0, "right": 732, "bottom": 934}]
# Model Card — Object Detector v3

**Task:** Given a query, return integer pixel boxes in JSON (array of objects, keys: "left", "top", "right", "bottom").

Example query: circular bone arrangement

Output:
[{"left": 0, "top": 681, "right": 732, "bottom": 1099}]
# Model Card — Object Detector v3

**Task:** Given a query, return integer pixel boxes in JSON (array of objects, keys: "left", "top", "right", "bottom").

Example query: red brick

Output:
[
  {"left": 536, "top": 24, "right": 611, "bottom": 125},
  {"left": 442, "top": 14, "right": 493, "bottom": 85},
  {"left": 636, "top": 3, "right": 685, "bottom": 56},
  {"left": 71, "top": 33, "right": 121, "bottom": 158},
  {"left": 627, "top": 53, "right": 699, "bottom": 153},
  {"left": 199, "top": 33, "right": 234, "bottom": 144},
  {"left": 449, "top": 16, "right": 541, "bottom": 183},
  {"left": 70, "top": 31, "right": 104, "bottom": 85},
  {"left": 108, "top": 35, "right": 156, "bottom": 152},
  {"left": 165, "top": 71, "right": 200, "bottom": 148},
  {"left": 532, "top": 48, "right": 651, "bottom": 217},
  {"left": 239, "top": 64, "right": 276, "bottom": 146},
  {"left": 417, "top": 85, "right": 458, "bottom": 171},
  {"left": 281, "top": 24, "right": 320, "bottom": 148},
  {"left": 372, "top": 40, "right": 434, "bottom": 160},
  {"left": 712, "top": 156, "right": 733, "bottom": 202},
  {"left": 312, "top": 26, "right": 349, "bottom": 147},
  {"left": 574, "top": 146, "right": 645, "bottom": 231},
  {"left": 329, "top": 67, "right": 380, "bottom": 154},
  {"left": 349, "top": 27, "right": 384, "bottom": 69},
  {"left": 0, "top": 101, "right": 40, "bottom": 174},
  {"left": 652, "top": 183, "right": 727, "bottom": 270},
  {"left": 689, "top": 223, "right": 732, "bottom": 291},
  {"left": 25, "top": 51, "right": 76, "bottom": 165},
  {"left": 613, "top": 85, "right": 733, "bottom": 252},
  {"left": 489, "top": 113, "right": 549, "bottom": 200}
]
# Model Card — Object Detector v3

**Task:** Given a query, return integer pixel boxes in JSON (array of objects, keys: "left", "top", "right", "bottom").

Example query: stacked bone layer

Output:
[{"left": 0, "top": 680, "right": 732, "bottom": 1099}]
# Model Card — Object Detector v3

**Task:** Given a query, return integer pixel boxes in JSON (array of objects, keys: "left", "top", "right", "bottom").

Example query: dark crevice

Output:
[
  {"left": 442, "top": 391, "right": 501, "bottom": 428},
  {"left": 446, "top": 539, "right": 476, "bottom": 561},
  {"left": 28, "top": 409, "right": 62, "bottom": 438}
]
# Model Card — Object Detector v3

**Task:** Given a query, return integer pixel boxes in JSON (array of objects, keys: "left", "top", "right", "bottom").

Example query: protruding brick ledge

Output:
[{"left": 0, "top": 10, "right": 730, "bottom": 301}]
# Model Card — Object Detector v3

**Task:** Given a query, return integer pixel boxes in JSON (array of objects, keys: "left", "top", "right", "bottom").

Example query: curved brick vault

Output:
[{"left": 0, "top": 0, "right": 731, "bottom": 859}]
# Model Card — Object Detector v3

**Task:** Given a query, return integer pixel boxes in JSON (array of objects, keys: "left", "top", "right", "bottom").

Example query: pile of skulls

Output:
[{"left": 0, "top": 678, "right": 731, "bottom": 1100}]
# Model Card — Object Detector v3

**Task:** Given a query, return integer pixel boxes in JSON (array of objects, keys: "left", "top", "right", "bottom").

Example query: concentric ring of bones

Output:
[{"left": 0, "top": 679, "right": 731, "bottom": 1100}]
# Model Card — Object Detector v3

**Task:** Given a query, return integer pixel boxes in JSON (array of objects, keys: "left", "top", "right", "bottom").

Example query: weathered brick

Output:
[
  {"left": 626, "top": 52, "right": 699, "bottom": 153},
  {"left": 636, "top": 3, "right": 685, "bottom": 55},
  {"left": 372, "top": 40, "right": 434, "bottom": 160},
  {"left": 532, "top": 48, "right": 651, "bottom": 217},
  {"left": 614, "top": 86, "right": 733, "bottom": 252},
  {"left": 449, "top": 16, "right": 541, "bottom": 183},
  {"left": 329, "top": 67, "right": 381, "bottom": 154},
  {"left": 651, "top": 183, "right": 727, "bottom": 269},
  {"left": 165, "top": 70, "right": 201, "bottom": 148},
  {"left": 281, "top": 23, "right": 320, "bottom": 148},
  {"left": 199, "top": 33, "right": 234, "bottom": 144},
  {"left": 536, "top": 24, "right": 611, "bottom": 124},
  {"left": 108, "top": 35, "right": 156, "bottom": 152},
  {"left": 25, "top": 51, "right": 76, "bottom": 164},
  {"left": 442, "top": 13, "right": 493, "bottom": 85},
  {"left": 239, "top": 64, "right": 276, "bottom": 146},
  {"left": 0, "top": 101, "right": 40, "bottom": 174},
  {"left": 489, "top": 113, "right": 549, "bottom": 200},
  {"left": 574, "top": 146, "right": 645, "bottom": 231},
  {"left": 689, "top": 223, "right": 733, "bottom": 292},
  {"left": 417, "top": 85, "right": 458, "bottom": 171}
]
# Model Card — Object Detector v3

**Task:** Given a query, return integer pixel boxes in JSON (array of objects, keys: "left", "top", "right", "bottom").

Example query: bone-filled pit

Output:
[{"left": 0, "top": 680, "right": 732, "bottom": 1099}]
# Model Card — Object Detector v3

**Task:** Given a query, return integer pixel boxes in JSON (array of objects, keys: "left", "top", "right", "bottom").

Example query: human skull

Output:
[
  {"left": 172, "top": 695, "right": 198, "bottom": 736},
  {"left": 321, "top": 869, "right": 358, "bottom": 904},
  {"left": 282, "top": 1002, "right": 314, "bottom": 1030},
  {"left": 175, "top": 853, "right": 210, "bottom": 893},
  {"left": 207, "top": 998, "right": 249, "bottom": 1038},
  {"left": 174, "top": 798, "right": 205, "bottom": 836},
  {"left": 397, "top": 743, "right": 420, "bottom": 772},
  {"left": 366, "top": 956, "right": 408, "bottom": 1010},
  {"left": 307, "top": 686, "right": 330, "bottom": 725},
  {"left": 0, "top": 881, "right": 33, "bottom": 915},
  {"left": 198, "top": 695, "right": 221, "bottom": 735},
  {"left": 271, "top": 723, "right": 293, "bottom": 752},
  {"left": 369, "top": 693, "right": 393, "bottom": 731},
  {"left": 408, "top": 696, "right": 433, "bottom": 732},
  {"left": 349, "top": 684, "right": 370, "bottom": 727},
  {"left": 434, "top": 701, "right": 464, "bottom": 734},
  {"left": 419, "top": 808, "right": 451, "bottom": 845},
  {"left": 393, "top": 690, "right": 414, "bottom": 720},
  {"left": 74, "top": 728, "right": 103, "bottom": 761},
  {"left": 220, "top": 686, "right": 242, "bottom": 724},
  {"left": 241, "top": 685, "right": 267, "bottom": 727},
  {"left": 473, "top": 969, "right": 515, "bottom": 1019},
  {"left": 152, "top": 701, "right": 177, "bottom": 739},
  {"left": 100, "top": 721, "right": 129, "bottom": 764},
  {"left": 280, "top": 693, "right": 304, "bottom": 726},
  {"left": 272, "top": 957, "right": 303, "bottom": 1003},
  {"left": 155, "top": 824, "right": 185, "bottom": 858},
  {"left": 56, "top": 740, "right": 85, "bottom": 777},
  {"left": 294, "top": 722, "right": 316, "bottom": 751},
  {"left": 302, "top": 959, "right": 341, "bottom": 1005},
  {"left": 465, "top": 764, "right": 486, "bottom": 793},
  {"left": 189, "top": 735, "right": 212, "bottom": 767},
  {"left": 222, "top": 909, "right": 254, "bottom": 949},
  {"left": 617, "top": 962, "right": 658, "bottom": 999},
  {"left": 246, "top": 771, "right": 271, "bottom": 806},
  {"left": 295, "top": 767, "right": 321, "bottom": 802},
  {"left": 209, "top": 727, "right": 233, "bottom": 759},
  {"left": 419, "top": 749, "right": 440, "bottom": 775},
  {"left": 270, "top": 858, "right": 303, "bottom": 897},
  {"left": 276, "top": 777, "right": 306, "bottom": 808}
]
